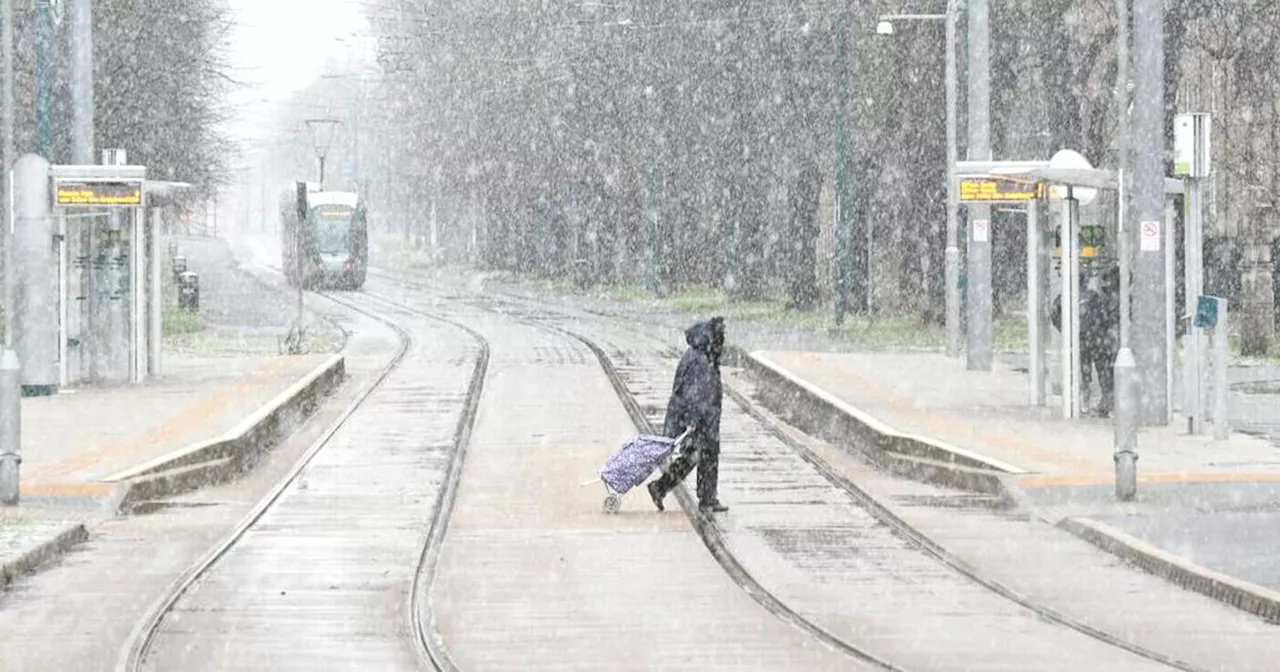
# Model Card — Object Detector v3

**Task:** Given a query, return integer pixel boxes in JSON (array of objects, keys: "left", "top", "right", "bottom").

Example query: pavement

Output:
[{"left": 0, "top": 234, "right": 345, "bottom": 590}]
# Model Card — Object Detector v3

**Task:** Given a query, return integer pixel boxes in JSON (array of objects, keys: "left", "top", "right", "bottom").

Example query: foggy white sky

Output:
[{"left": 225, "top": 0, "right": 370, "bottom": 145}]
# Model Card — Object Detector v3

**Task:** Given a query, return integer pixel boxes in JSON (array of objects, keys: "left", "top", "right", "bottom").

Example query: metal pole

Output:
[
  {"left": 35, "top": 0, "right": 53, "bottom": 158},
  {"left": 1027, "top": 201, "right": 1043, "bottom": 405},
  {"left": 645, "top": 89, "right": 659, "bottom": 294},
  {"left": 1061, "top": 192, "right": 1075, "bottom": 419},
  {"left": 148, "top": 207, "right": 161, "bottom": 378},
  {"left": 1213, "top": 297, "right": 1229, "bottom": 440},
  {"left": 834, "top": 5, "right": 853, "bottom": 325},
  {"left": 1132, "top": 0, "right": 1168, "bottom": 425},
  {"left": 1114, "top": 0, "right": 1131, "bottom": 176},
  {"left": 1185, "top": 177, "right": 1204, "bottom": 432},
  {"left": 1165, "top": 196, "right": 1176, "bottom": 424},
  {"left": 58, "top": 212, "right": 67, "bottom": 387},
  {"left": 1114, "top": 169, "right": 1138, "bottom": 500},
  {"left": 70, "top": 0, "right": 93, "bottom": 164},
  {"left": 1068, "top": 193, "right": 1083, "bottom": 416},
  {"left": 130, "top": 207, "right": 142, "bottom": 383},
  {"left": 1119, "top": 170, "right": 1132, "bottom": 346},
  {"left": 0, "top": 0, "right": 20, "bottom": 504},
  {"left": 964, "top": 0, "right": 993, "bottom": 371},
  {"left": 944, "top": 0, "right": 960, "bottom": 355}
]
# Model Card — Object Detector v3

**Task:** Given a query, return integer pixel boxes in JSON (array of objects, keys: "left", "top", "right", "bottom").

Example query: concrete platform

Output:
[
  {"left": 21, "top": 353, "right": 335, "bottom": 498},
  {"left": 0, "top": 234, "right": 346, "bottom": 589},
  {"left": 747, "top": 348, "right": 1280, "bottom": 624},
  {"left": 754, "top": 350, "right": 1280, "bottom": 483}
]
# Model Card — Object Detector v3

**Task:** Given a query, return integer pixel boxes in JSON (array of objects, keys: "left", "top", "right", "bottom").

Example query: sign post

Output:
[{"left": 1175, "top": 113, "right": 1211, "bottom": 435}]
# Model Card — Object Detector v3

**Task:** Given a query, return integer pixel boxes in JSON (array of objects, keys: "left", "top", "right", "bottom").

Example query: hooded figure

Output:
[
  {"left": 1051, "top": 267, "right": 1121, "bottom": 416},
  {"left": 648, "top": 317, "right": 729, "bottom": 513}
]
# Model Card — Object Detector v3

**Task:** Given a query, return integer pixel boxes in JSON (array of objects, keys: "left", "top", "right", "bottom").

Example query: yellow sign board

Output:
[
  {"left": 55, "top": 180, "right": 144, "bottom": 207},
  {"left": 959, "top": 177, "right": 1043, "bottom": 203}
]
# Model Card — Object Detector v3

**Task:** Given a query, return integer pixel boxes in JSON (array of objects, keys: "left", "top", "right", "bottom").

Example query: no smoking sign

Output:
[
  {"left": 1140, "top": 220, "right": 1161, "bottom": 251},
  {"left": 972, "top": 219, "right": 990, "bottom": 243}
]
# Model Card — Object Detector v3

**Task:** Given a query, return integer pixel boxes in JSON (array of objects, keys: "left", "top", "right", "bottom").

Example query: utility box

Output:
[{"left": 178, "top": 271, "right": 199, "bottom": 312}]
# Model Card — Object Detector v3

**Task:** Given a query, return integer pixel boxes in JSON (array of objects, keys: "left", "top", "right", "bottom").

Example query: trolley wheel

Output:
[{"left": 603, "top": 493, "right": 621, "bottom": 514}]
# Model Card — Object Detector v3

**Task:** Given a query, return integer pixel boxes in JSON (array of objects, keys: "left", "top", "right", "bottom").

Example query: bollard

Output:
[
  {"left": 1113, "top": 346, "right": 1138, "bottom": 501},
  {"left": 178, "top": 271, "right": 199, "bottom": 312},
  {"left": 0, "top": 349, "right": 22, "bottom": 505}
]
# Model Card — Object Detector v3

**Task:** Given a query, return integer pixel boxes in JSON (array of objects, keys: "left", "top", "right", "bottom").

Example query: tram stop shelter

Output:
[
  {"left": 14, "top": 153, "right": 191, "bottom": 397},
  {"left": 958, "top": 160, "right": 1187, "bottom": 423}
]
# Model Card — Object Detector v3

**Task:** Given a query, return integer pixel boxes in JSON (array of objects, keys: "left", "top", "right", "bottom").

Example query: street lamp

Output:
[
  {"left": 285, "top": 118, "right": 340, "bottom": 356},
  {"left": 0, "top": 0, "right": 18, "bottom": 505},
  {"left": 876, "top": 3, "right": 960, "bottom": 357}
]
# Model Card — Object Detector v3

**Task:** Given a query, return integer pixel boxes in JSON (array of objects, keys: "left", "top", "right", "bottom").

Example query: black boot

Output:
[
  {"left": 647, "top": 481, "right": 665, "bottom": 512},
  {"left": 699, "top": 501, "right": 729, "bottom": 513}
]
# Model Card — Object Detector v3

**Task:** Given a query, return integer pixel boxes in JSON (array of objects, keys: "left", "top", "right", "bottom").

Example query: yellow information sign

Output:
[
  {"left": 959, "top": 177, "right": 1043, "bottom": 203},
  {"left": 55, "top": 180, "right": 144, "bottom": 207}
]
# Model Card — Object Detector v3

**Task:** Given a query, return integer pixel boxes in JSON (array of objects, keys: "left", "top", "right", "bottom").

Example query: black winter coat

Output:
[
  {"left": 1052, "top": 286, "right": 1120, "bottom": 358},
  {"left": 662, "top": 318, "right": 725, "bottom": 452}
]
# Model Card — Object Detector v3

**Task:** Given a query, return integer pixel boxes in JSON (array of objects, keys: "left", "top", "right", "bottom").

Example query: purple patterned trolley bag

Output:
[
  {"left": 601, "top": 435, "right": 676, "bottom": 494},
  {"left": 590, "top": 428, "right": 693, "bottom": 514}
]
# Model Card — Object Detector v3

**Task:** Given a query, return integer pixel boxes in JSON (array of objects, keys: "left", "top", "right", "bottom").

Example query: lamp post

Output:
[
  {"left": 834, "top": 6, "right": 852, "bottom": 325},
  {"left": 0, "top": 0, "right": 19, "bottom": 504},
  {"left": 304, "top": 118, "right": 341, "bottom": 190},
  {"left": 876, "top": 1, "right": 960, "bottom": 356},
  {"left": 287, "top": 118, "right": 340, "bottom": 355}
]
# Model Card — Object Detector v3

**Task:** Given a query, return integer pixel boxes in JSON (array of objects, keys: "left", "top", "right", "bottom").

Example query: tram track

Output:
[
  {"left": 116, "top": 287, "right": 486, "bottom": 672},
  {"left": 493, "top": 292, "right": 1203, "bottom": 671},
  {"left": 366, "top": 276, "right": 901, "bottom": 670},
  {"left": 121, "top": 250, "right": 1195, "bottom": 670},
  {"left": 369, "top": 269, "right": 1197, "bottom": 671},
  {"left": 358, "top": 292, "right": 478, "bottom": 672},
  {"left": 487, "top": 291, "right": 1201, "bottom": 671}
]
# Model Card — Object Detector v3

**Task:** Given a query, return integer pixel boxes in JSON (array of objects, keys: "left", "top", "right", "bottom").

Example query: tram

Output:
[{"left": 280, "top": 183, "right": 368, "bottom": 290}]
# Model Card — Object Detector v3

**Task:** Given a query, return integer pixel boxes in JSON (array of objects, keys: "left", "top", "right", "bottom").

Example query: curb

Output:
[
  {"left": 738, "top": 348, "right": 1024, "bottom": 496},
  {"left": 104, "top": 353, "right": 347, "bottom": 515},
  {"left": 1, "top": 523, "right": 90, "bottom": 589},
  {"left": 1059, "top": 516, "right": 1280, "bottom": 623}
]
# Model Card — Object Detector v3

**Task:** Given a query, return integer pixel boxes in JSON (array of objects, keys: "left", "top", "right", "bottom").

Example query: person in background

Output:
[{"left": 1052, "top": 267, "right": 1121, "bottom": 417}]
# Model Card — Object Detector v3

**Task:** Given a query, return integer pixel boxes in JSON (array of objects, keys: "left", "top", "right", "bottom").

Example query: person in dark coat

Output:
[
  {"left": 648, "top": 317, "right": 730, "bottom": 514},
  {"left": 1052, "top": 267, "right": 1121, "bottom": 416}
]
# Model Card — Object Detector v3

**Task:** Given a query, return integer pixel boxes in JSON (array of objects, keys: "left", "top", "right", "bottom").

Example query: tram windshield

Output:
[{"left": 311, "top": 204, "right": 355, "bottom": 254}]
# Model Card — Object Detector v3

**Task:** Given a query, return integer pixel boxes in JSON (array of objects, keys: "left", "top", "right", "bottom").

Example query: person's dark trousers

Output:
[
  {"left": 1093, "top": 348, "right": 1117, "bottom": 415},
  {"left": 695, "top": 446, "right": 720, "bottom": 506}
]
